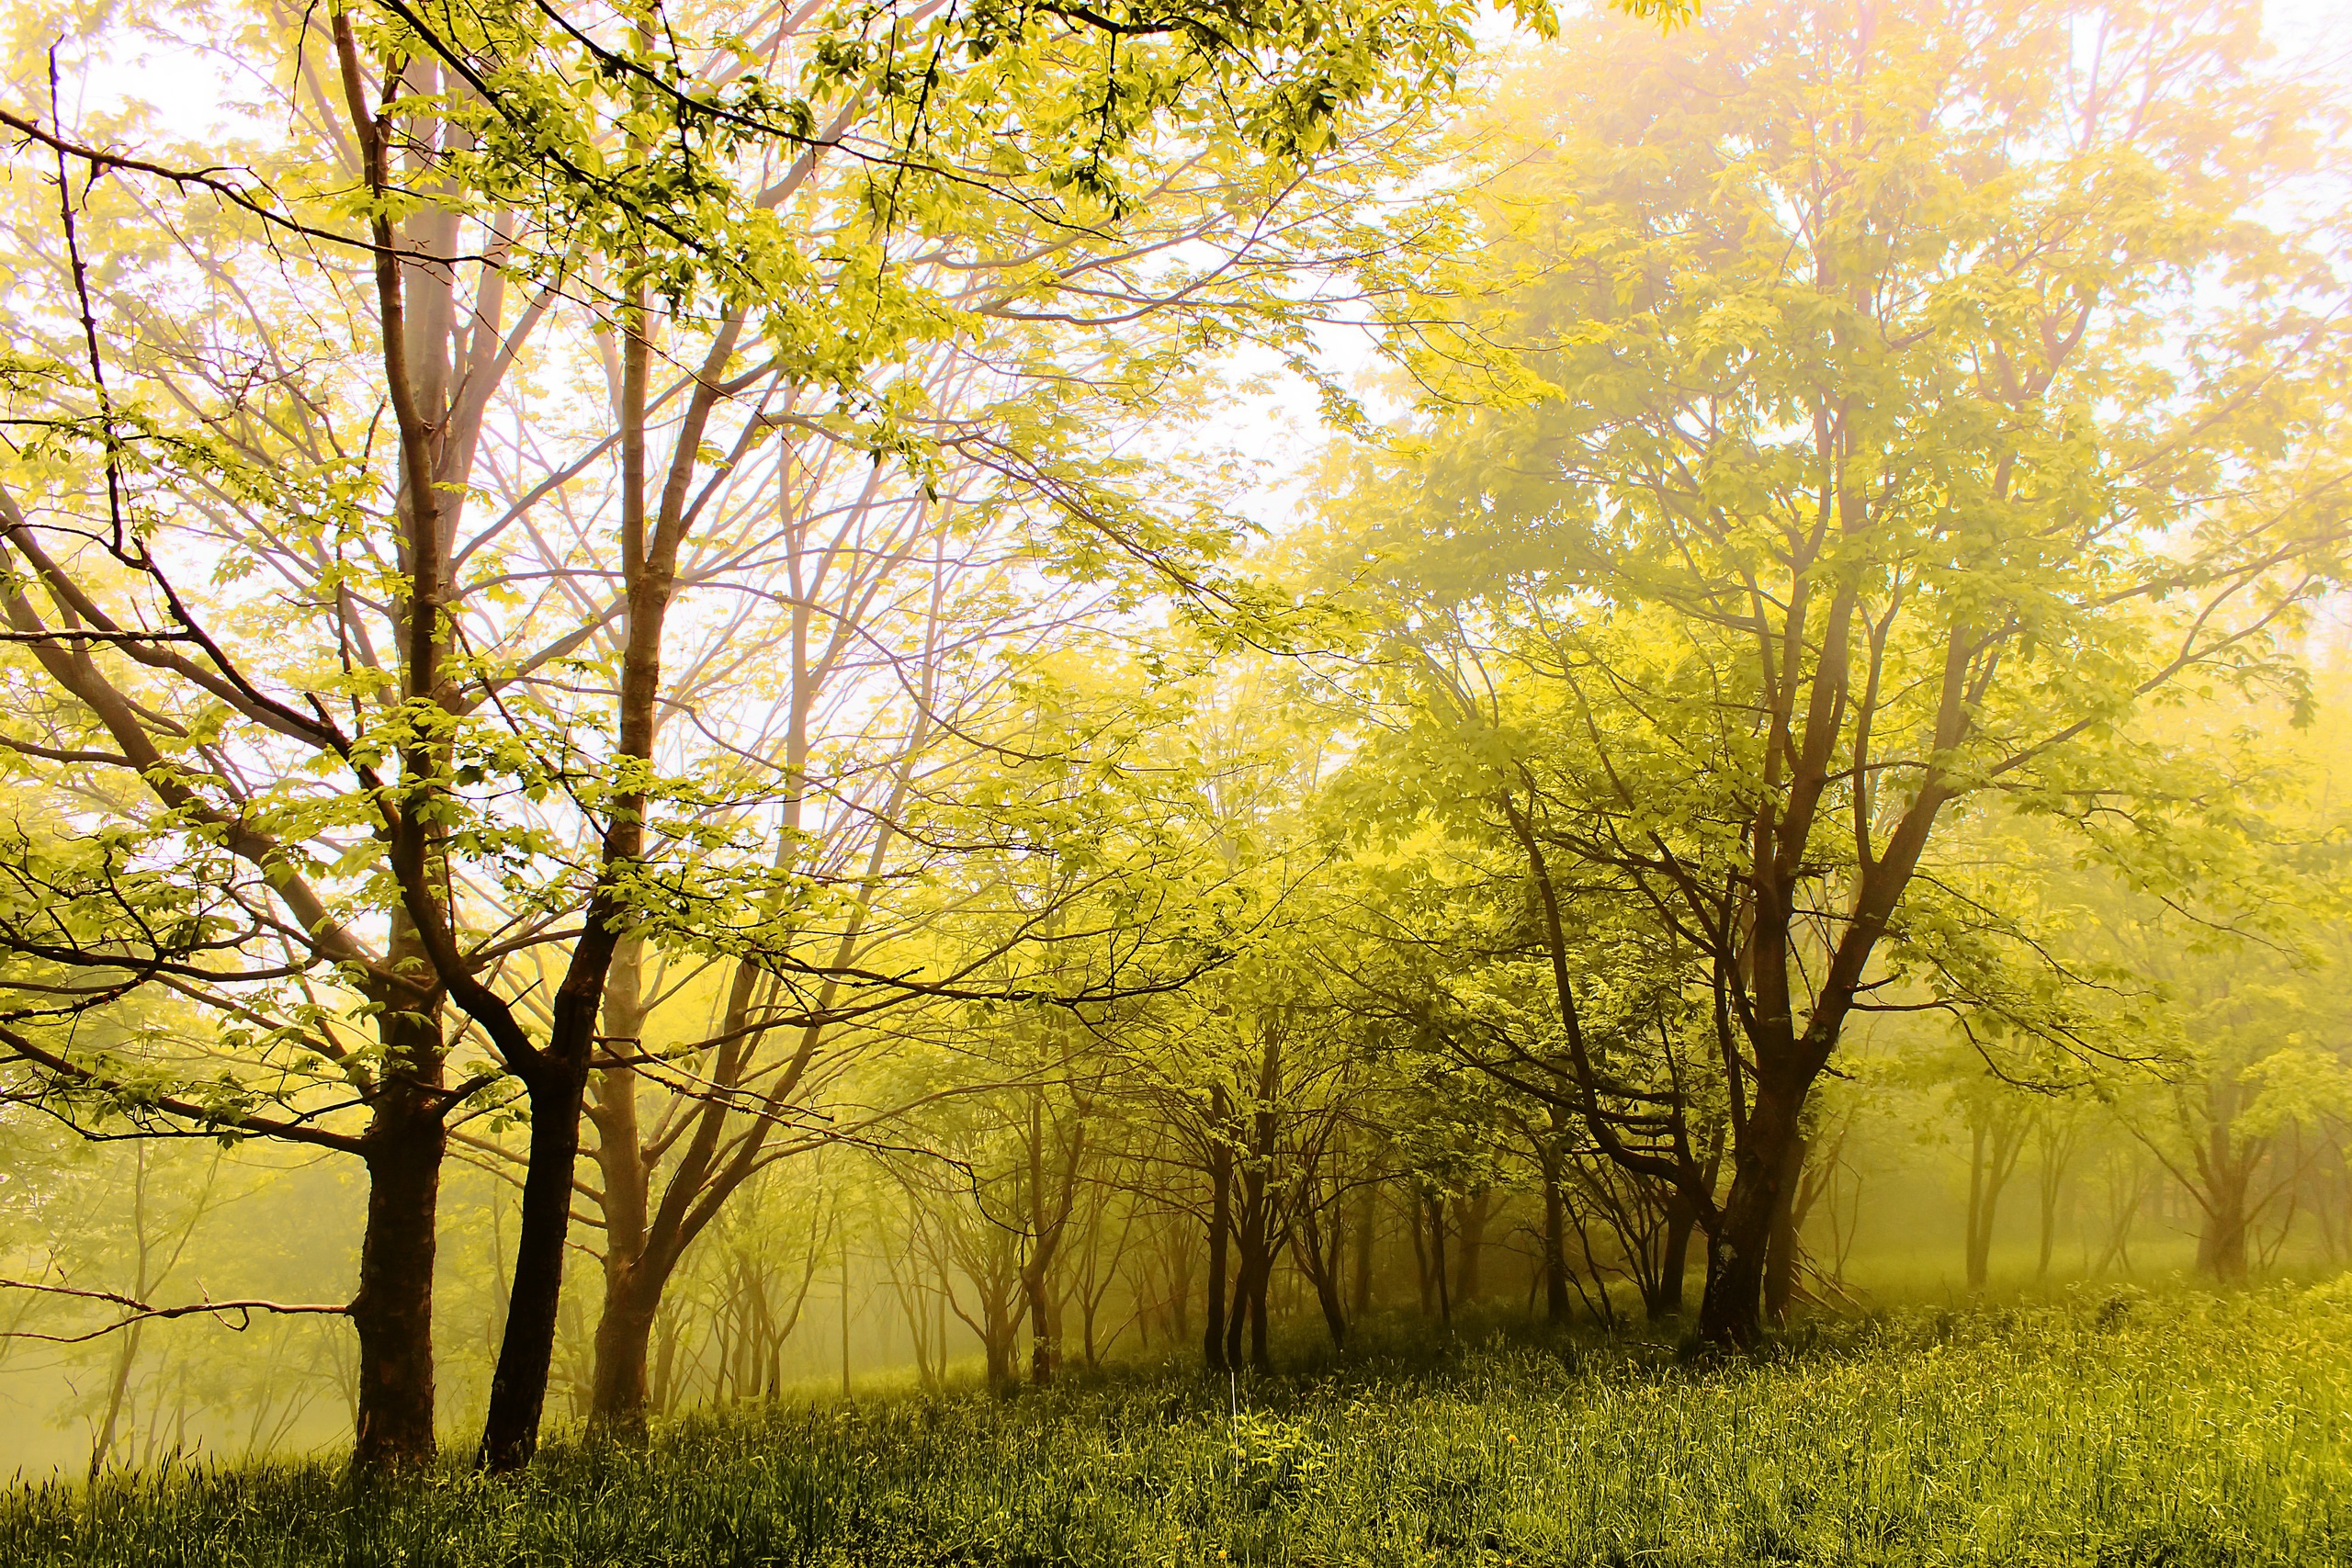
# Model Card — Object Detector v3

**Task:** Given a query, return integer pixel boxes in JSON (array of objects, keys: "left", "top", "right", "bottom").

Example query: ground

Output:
[{"left": 7, "top": 1280, "right": 2347, "bottom": 1566}]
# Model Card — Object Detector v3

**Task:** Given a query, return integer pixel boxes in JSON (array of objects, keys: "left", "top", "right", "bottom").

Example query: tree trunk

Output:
[
  {"left": 1226, "top": 1168, "right": 1270, "bottom": 1373},
  {"left": 1302, "top": 1231, "right": 1348, "bottom": 1348},
  {"left": 1204, "top": 1089, "right": 1231, "bottom": 1372},
  {"left": 983, "top": 1301, "right": 1019, "bottom": 1393},
  {"left": 585, "top": 942, "right": 654, "bottom": 1435},
  {"left": 1225, "top": 1199, "right": 1272, "bottom": 1374},
  {"left": 1452, "top": 1190, "right": 1491, "bottom": 1307},
  {"left": 2198, "top": 1135, "right": 2253, "bottom": 1281},
  {"left": 1654, "top": 1187, "right": 1696, "bottom": 1322},
  {"left": 1762, "top": 1133, "right": 1808, "bottom": 1323},
  {"left": 478, "top": 1049, "right": 593, "bottom": 1472},
  {"left": 350, "top": 924, "right": 447, "bottom": 1474},
  {"left": 2036, "top": 1184, "right": 2060, "bottom": 1279},
  {"left": 1699, "top": 1081, "right": 1803, "bottom": 1347},
  {"left": 1962, "top": 1107, "right": 2025, "bottom": 1290},
  {"left": 587, "top": 1271, "right": 662, "bottom": 1434},
  {"left": 1350, "top": 1181, "right": 1378, "bottom": 1320},
  {"left": 1249, "top": 1270, "right": 1271, "bottom": 1371},
  {"left": 351, "top": 1075, "right": 446, "bottom": 1472},
  {"left": 2033, "top": 1122, "right": 2074, "bottom": 1282},
  {"left": 1022, "top": 1264, "right": 1057, "bottom": 1386},
  {"left": 1424, "top": 1193, "right": 1452, "bottom": 1334},
  {"left": 1965, "top": 1122, "right": 1993, "bottom": 1288},
  {"left": 1539, "top": 1146, "right": 1574, "bottom": 1324}
]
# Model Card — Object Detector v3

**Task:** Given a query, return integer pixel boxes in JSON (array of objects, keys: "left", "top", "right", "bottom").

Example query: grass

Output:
[{"left": 7, "top": 1279, "right": 2349, "bottom": 1566}]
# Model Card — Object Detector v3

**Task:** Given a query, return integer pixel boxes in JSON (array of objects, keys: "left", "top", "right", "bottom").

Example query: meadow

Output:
[{"left": 7, "top": 1280, "right": 2346, "bottom": 1568}]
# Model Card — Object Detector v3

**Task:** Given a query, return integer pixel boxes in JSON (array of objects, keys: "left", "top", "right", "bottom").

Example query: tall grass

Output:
[{"left": 8, "top": 1280, "right": 2347, "bottom": 1566}]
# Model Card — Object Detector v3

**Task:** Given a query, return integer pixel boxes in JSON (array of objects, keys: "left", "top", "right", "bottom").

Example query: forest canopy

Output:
[{"left": 0, "top": 0, "right": 2346, "bottom": 1487}]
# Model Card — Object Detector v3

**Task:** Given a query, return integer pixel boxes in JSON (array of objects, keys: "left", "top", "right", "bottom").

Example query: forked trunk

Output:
[{"left": 2197, "top": 1144, "right": 2254, "bottom": 1281}]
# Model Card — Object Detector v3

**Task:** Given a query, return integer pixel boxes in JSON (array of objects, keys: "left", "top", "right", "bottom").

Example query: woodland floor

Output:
[{"left": 7, "top": 1280, "right": 2348, "bottom": 1567}]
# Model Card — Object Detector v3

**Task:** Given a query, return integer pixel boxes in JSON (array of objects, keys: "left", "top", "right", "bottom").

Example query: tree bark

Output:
[
  {"left": 1226, "top": 1156, "right": 1272, "bottom": 1373},
  {"left": 350, "top": 912, "right": 448, "bottom": 1473},
  {"left": 2033, "top": 1119, "right": 2075, "bottom": 1282},
  {"left": 1424, "top": 1193, "right": 1452, "bottom": 1334},
  {"left": 351, "top": 1066, "right": 446, "bottom": 1472},
  {"left": 1963, "top": 1106, "right": 2026, "bottom": 1289},
  {"left": 1539, "top": 1145, "right": 1574, "bottom": 1324},
  {"left": 1452, "top": 1190, "right": 1490, "bottom": 1307},
  {"left": 1699, "top": 1079, "right": 1804, "bottom": 1346},
  {"left": 1204, "top": 1087, "right": 1231, "bottom": 1372},
  {"left": 1350, "top": 1180, "right": 1378, "bottom": 1320},
  {"left": 2197, "top": 1118, "right": 2255, "bottom": 1281},
  {"left": 478, "top": 1046, "right": 594, "bottom": 1471},
  {"left": 1965, "top": 1122, "right": 1993, "bottom": 1288},
  {"left": 1299, "top": 1218, "right": 1349, "bottom": 1349},
  {"left": 1655, "top": 1187, "right": 1697, "bottom": 1322},
  {"left": 1763, "top": 1133, "right": 1808, "bottom": 1323},
  {"left": 585, "top": 941, "right": 653, "bottom": 1435}
]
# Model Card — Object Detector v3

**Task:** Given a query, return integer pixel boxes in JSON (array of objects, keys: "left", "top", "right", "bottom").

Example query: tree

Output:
[
  {"left": 0, "top": 0, "right": 1616, "bottom": 1469},
  {"left": 1330, "top": 0, "right": 2352, "bottom": 1342}
]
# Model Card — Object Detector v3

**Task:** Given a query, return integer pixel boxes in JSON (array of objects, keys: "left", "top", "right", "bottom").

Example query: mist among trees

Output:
[{"left": 0, "top": 0, "right": 2348, "bottom": 1558}]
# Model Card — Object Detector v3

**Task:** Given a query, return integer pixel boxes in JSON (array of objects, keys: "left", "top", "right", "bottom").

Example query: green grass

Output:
[{"left": 9, "top": 1280, "right": 2350, "bottom": 1566}]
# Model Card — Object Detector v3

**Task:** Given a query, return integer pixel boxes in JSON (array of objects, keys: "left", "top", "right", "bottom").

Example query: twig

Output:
[{"left": 0, "top": 1278, "right": 350, "bottom": 1342}]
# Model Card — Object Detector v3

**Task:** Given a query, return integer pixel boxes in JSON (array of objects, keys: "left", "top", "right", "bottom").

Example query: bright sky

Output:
[{"left": 34, "top": 0, "right": 2352, "bottom": 551}]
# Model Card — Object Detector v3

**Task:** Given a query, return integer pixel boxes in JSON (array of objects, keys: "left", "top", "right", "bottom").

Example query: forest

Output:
[{"left": 0, "top": 0, "right": 2349, "bottom": 1561}]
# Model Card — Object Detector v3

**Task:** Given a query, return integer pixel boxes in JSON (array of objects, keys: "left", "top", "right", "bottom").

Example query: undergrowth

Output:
[{"left": 7, "top": 1280, "right": 2348, "bottom": 1566}]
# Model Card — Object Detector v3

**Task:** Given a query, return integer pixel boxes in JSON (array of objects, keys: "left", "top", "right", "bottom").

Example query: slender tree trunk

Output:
[
  {"left": 1204, "top": 1089, "right": 1231, "bottom": 1372},
  {"left": 651, "top": 1312, "right": 678, "bottom": 1416},
  {"left": 1022, "top": 1265, "right": 1057, "bottom": 1386},
  {"left": 1226, "top": 1165, "right": 1268, "bottom": 1372},
  {"left": 1167, "top": 1221, "right": 1194, "bottom": 1346},
  {"left": 1453, "top": 1190, "right": 1491, "bottom": 1307},
  {"left": 478, "top": 1047, "right": 593, "bottom": 1471},
  {"left": 91, "top": 1145, "right": 225, "bottom": 1470},
  {"left": 1963, "top": 1110, "right": 2024, "bottom": 1289},
  {"left": 1539, "top": 1147, "right": 1574, "bottom": 1324},
  {"left": 1350, "top": 1181, "right": 1378, "bottom": 1320},
  {"left": 90, "top": 1324, "right": 142, "bottom": 1478},
  {"left": 1965, "top": 1122, "right": 1993, "bottom": 1288},
  {"left": 1425, "top": 1194, "right": 1452, "bottom": 1334},
  {"left": 586, "top": 942, "right": 653, "bottom": 1435},
  {"left": 1300, "top": 1218, "right": 1349, "bottom": 1348},
  {"left": 2035, "top": 1142, "right": 2068, "bottom": 1282},
  {"left": 1655, "top": 1187, "right": 1697, "bottom": 1322},
  {"left": 1248, "top": 1257, "right": 1272, "bottom": 1372}
]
